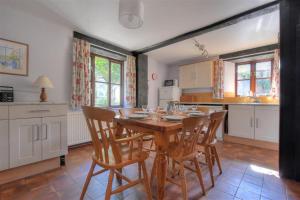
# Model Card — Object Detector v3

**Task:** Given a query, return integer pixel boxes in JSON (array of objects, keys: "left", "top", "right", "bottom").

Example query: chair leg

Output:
[
  {"left": 149, "top": 139, "right": 154, "bottom": 150},
  {"left": 179, "top": 162, "right": 188, "bottom": 200},
  {"left": 171, "top": 159, "right": 176, "bottom": 178},
  {"left": 105, "top": 169, "right": 115, "bottom": 200},
  {"left": 193, "top": 158, "right": 206, "bottom": 195},
  {"left": 138, "top": 162, "right": 142, "bottom": 179},
  {"left": 205, "top": 147, "right": 214, "bottom": 187},
  {"left": 80, "top": 160, "right": 96, "bottom": 200},
  {"left": 212, "top": 146, "right": 222, "bottom": 175},
  {"left": 141, "top": 161, "right": 152, "bottom": 200},
  {"left": 150, "top": 156, "right": 157, "bottom": 186}
]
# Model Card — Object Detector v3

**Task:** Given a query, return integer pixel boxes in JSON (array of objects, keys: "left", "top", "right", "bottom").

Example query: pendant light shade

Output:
[{"left": 119, "top": 0, "right": 144, "bottom": 29}]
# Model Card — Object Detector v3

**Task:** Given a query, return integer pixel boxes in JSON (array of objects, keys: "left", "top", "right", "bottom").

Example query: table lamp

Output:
[{"left": 34, "top": 75, "right": 54, "bottom": 102}]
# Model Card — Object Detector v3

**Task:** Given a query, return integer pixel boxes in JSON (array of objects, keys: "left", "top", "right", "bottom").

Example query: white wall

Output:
[
  {"left": 224, "top": 61, "right": 235, "bottom": 94},
  {"left": 0, "top": 2, "right": 73, "bottom": 102},
  {"left": 148, "top": 57, "right": 168, "bottom": 108}
]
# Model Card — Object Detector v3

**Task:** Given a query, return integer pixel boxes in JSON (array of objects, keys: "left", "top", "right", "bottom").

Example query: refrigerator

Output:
[{"left": 159, "top": 86, "right": 181, "bottom": 107}]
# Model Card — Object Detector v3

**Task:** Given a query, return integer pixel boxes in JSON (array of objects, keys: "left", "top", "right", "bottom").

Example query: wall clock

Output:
[{"left": 151, "top": 73, "right": 158, "bottom": 80}]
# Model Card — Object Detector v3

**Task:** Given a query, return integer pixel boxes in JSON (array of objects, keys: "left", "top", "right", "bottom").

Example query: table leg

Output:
[
  {"left": 115, "top": 123, "right": 124, "bottom": 183},
  {"left": 156, "top": 148, "right": 167, "bottom": 200}
]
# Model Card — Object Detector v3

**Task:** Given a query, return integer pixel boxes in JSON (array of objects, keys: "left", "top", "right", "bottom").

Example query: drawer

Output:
[
  {"left": 41, "top": 104, "right": 67, "bottom": 117},
  {"left": 0, "top": 106, "right": 8, "bottom": 120},
  {"left": 9, "top": 104, "right": 68, "bottom": 119},
  {"left": 9, "top": 105, "right": 43, "bottom": 119}
]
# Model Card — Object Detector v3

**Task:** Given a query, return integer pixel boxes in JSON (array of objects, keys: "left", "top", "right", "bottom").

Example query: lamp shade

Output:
[
  {"left": 34, "top": 75, "right": 54, "bottom": 88},
  {"left": 119, "top": 0, "right": 144, "bottom": 29}
]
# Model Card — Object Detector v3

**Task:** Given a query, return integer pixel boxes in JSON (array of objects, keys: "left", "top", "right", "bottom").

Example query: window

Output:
[
  {"left": 235, "top": 60, "right": 272, "bottom": 96},
  {"left": 91, "top": 54, "right": 123, "bottom": 107}
]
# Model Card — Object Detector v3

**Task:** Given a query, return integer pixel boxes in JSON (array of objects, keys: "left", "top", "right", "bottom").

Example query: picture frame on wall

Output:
[{"left": 0, "top": 38, "right": 28, "bottom": 76}]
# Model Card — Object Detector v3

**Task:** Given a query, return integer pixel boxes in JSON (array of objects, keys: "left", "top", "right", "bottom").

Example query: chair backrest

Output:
[
  {"left": 174, "top": 116, "right": 207, "bottom": 159},
  {"left": 201, "top": 111, "right": 227, "bottom": 145},
  {"left": 82, "top": 106, "right": 120, "bottom": 165},
  {"left": 119, "top": 108, "right": 142, "bottom": 117}
]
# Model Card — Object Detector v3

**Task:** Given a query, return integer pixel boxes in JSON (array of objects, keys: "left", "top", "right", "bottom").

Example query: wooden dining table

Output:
[{"left": 114, "top": 115, "right": 184, "bottom": 200}]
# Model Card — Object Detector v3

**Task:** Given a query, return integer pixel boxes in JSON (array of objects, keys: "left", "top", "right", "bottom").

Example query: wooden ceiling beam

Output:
[{"left": 134, "top": 1, "right": 279, "bottom": 54}]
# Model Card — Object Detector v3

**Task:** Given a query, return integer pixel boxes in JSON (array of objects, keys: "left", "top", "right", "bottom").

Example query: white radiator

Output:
[{"left": 67, "top": 111, "right": 91, "bottom": 146}]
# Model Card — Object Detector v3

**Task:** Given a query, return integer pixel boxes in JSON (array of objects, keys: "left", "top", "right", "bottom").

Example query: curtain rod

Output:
[
  {"left": 91, "top": 44, "right": 127, "bottom": 58},
  {"left": 223, "top": 51, "right": 275, "bottom": 61}
]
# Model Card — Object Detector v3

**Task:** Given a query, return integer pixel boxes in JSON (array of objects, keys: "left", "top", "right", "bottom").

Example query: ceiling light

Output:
[{"left": 119, "top": 0, "right": 144, "bottom": 29}]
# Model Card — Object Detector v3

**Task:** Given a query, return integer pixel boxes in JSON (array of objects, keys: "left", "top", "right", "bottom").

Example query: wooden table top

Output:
[{"left": 114, "top": 115, "right": 183, "bottom": 132}]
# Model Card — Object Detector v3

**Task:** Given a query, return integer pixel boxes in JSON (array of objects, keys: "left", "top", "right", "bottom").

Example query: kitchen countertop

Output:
[
  {"left": 0, "top": 102, "right": 68, "bottom": 106},
  {"left": 180, "top": 102, "right": 279, "bottom": 106}
]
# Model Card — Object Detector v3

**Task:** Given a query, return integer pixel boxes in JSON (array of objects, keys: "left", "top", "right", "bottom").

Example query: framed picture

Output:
[{"left": 0, "top": 38, "right": 28, "bottom": 76}]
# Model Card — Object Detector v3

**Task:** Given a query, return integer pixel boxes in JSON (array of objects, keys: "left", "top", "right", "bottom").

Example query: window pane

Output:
[
  {"left": 95, "top": 57, "right": 109, "bottom": 82},
  {"left": 95, "top": 82, "right": 108, "bottom": 107},
  {"left": 111, "top": 62, "right": 121, "bottom": 84},
  {"left": 237, "top": 64, "right": 251, "bottom": 80},
  {"left": 237, "top": 80, "right": 250, "bottom": 96},
  {"left": 111, "top": 84, "right": 121, "bottom": 106},
  {"left": 256, "top": 61, "right": 271, "bottom": 78},
  {"left": 256, "top": 79, "right": 271, "bottom": 96}
]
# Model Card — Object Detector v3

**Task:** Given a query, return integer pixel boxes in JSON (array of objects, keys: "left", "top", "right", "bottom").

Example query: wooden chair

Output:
[
  {"left": 196, "top": 106, "right": 210, "bottom": 114},
  {"left": 80, "top": 106, "right": 152, "bottom": 200},
  {"left": 197, "top": 111, "right": 227, "bottom": 187},
  {"left": 151, "top": 116, "right": 207, "bottom": 200},
  {"left": 119, "top": 108, "right": 155, "bottom": 151}
]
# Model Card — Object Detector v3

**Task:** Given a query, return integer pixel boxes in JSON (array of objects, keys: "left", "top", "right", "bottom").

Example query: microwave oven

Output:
[
  {"left": 0, "top": 86, "right": 14, "bottom": 102},
  {"left": 164, "top": 79, "right": 178, "bottom": 87}
]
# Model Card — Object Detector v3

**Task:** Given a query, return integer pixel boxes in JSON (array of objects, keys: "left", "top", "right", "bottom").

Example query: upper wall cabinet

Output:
[{"left": 179, "top": 61, "right": 213, "bottom": 89}]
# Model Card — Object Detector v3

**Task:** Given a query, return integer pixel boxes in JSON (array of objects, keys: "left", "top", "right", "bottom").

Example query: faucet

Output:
[{"left": 249, "top": 93, "right": 261, "bottom": 103}]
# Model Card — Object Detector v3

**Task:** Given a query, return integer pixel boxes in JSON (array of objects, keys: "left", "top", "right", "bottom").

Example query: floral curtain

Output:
[
  {"left": 212, "top": 59, "right": 224, "bottom": 99},
  {"left": 125, "top": 55, "right": 136, "bottom": 107},
  {"left": 71, "top": 38, "right": 91, "bottom": 110},
  {"left": 271, "top": 49, "right": 280, "bottom": 98}
]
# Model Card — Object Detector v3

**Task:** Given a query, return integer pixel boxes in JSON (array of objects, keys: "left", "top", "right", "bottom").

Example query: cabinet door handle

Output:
[
  {"left": 256, "top": 118, "right": 258, "bottom": 128},
  {"left": 250, "top": 118, "right": 253, "bottom": 127},
  {"left": 32, "top": 125, "right": 39, "bottom": 141}
]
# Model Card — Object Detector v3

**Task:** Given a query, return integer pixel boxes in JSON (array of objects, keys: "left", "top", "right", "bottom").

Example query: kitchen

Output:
[
  {"left": 1, "top": 1, "right": 300, "bottom": 200},
  {"left": 147, "top": 9, "right": 279, "bottom": 152}
]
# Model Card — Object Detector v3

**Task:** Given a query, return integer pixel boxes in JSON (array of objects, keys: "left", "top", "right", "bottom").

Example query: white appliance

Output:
[{"left": 159, "top": 86, "right": 181, "bottom": 107}]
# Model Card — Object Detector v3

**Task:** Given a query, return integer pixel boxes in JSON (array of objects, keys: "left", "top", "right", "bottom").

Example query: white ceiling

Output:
[
  {"left": 146, "top": 10, "right": 279, "bottom": 65},
  {"left": 30, "top": 0, "right": 275, "bottom": 51}
]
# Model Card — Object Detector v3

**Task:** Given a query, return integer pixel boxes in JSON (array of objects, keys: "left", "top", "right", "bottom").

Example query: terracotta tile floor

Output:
[{"left": 1, "top": 142, "right": 300, "bottom": 200}]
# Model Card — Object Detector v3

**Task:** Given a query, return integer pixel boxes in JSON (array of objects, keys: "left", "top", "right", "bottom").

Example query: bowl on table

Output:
[
  {"left": 164, "top": 115, "right": 185, "bottom": 121},
  {"left": 134, "top": 111, "right": 150, "bottom": 115},
  {"left": 128, "top": 114, "right": 148, "bottom": 119},
  {"left": 188, "top": 111, "right": 206, "bottom": 117}
]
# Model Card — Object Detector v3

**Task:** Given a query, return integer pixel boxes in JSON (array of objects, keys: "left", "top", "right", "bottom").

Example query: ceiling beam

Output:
[
  {"left": 220, "top": 43, "right": 279, "bottom": 60},
  {"left": 74, "top": 31, "right": 132, "bottom": 56},
  {"left": 134, "top": 1, "right": 279, "bottom": 54}
]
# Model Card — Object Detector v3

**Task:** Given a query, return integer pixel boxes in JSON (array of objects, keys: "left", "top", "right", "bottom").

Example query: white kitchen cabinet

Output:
[
  {"left": 254, "top": 106, "right": 279, "bottom": 143},
  {"left": 9, "top": 118, "right": 42, "bottom": 168},
  {"left": 179, "top": 61, "right": 212, "bottom": 89},
  {"left": 228, "top": 105, "right": 279, "bottom": 143},
  {"left": 195, "top": 61, "right": 213, "bottom": 88},
  {"left": 228, "top": 105, "right": 255, "bottom": 139},
  {"left": 42, "top": 116, "right": 67, "bottom": 160},
  {"left": 3, "top": 103, "right": 68, "bottom": 170},
  {"left": 179, "top": 63, "right": 196, "bottom": 88},
  {"left": 0, "top": 120, "right": 9, "bottom": 171}
]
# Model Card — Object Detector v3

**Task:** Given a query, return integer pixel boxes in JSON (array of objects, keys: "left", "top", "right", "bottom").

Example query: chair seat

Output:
[
  {"left": 166, "top": 141, "right": 197, "bottom": 161},
  {"left": 93, "top": 145, "right": 149, "bottom": 168},
  {"left": 142, "top": 134, "right": 154, "bottom": 141},
  {"left": 197, "top": 138, "right": 218, "bottom": 152}
]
